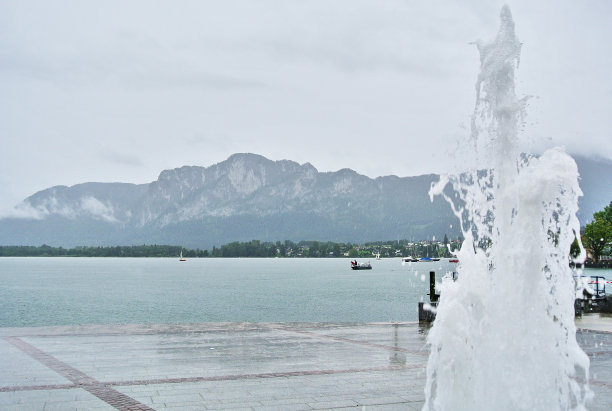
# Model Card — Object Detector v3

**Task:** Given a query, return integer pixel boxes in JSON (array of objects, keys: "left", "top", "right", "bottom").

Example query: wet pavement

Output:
[{"left": 1, "top": 320, "right": 611, "bottom": 410}]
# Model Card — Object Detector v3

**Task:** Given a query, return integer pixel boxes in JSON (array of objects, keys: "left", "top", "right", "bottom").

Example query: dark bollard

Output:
[
  {"left": 419, "top": 271, "right": 440, "bottom": 322},
  {"left": 429, "top": 271, "right": 439, "bottom": 302}
]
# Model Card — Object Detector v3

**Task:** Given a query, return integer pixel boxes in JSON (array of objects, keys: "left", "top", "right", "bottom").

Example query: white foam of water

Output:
[{"left": 423, "top": 6, "right": 591, "bottom": 410}]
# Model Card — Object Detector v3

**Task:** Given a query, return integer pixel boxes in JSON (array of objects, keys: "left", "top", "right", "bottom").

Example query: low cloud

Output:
[
  {"left": 0, "top": 202, "right": 49, "bottom": 220},
  {"left": 79, "top": 196, "right": 117, "bottom": 223}
]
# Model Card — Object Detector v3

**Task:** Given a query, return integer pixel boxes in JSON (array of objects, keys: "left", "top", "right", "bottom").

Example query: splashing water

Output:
[{"left": 424, "top": 6, "right": 591, "bottom": 410}]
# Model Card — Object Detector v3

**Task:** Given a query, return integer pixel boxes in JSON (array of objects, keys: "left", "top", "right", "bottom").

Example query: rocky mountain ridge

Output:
[{"left": 1, "top": 153, "right": 610, "bottom": 248}]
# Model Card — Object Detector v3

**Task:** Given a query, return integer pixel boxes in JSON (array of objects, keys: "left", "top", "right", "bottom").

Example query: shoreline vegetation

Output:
[{"left": 0, "top": 239, "right": 461, "bottom": 259}]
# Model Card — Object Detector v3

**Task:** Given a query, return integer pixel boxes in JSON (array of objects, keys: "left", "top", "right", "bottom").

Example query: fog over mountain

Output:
[{"left": 0, "top": 153, "right": 609, "bottom": 249}]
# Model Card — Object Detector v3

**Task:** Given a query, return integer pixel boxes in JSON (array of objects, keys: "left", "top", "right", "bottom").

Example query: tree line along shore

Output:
[{"left": 0, "top": 238, "right": 460, "bottom": 259}]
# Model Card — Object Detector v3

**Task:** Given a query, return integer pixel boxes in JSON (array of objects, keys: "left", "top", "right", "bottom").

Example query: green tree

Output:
[
  {"left": 594, "top": 201, "right": 612, "bottom": 225},
  {"left": 309, "top": 241, "right": 320, "bottom": 257},
  {"left": 332, "top": 244, "right": 341, "bottom": 257},
  {"left": 583, "top": 214, "right": 612, "bottom": 262},
  {"left": 570, "top": 237, "right": 581, "bottom": 259}
]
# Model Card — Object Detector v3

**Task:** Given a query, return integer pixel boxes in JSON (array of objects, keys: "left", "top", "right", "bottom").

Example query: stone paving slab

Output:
[
  {"left": 0, "top": 321, "right": 611, "bottom": 410},
  {"left": 0, "top": 339, "right": 72, "bottom": 388},
  {"left": 116, "top": 370, "right": 425, "bottom": 410},
  {"left": 0, "top": 387, "right": 113, "bottom": 410}
]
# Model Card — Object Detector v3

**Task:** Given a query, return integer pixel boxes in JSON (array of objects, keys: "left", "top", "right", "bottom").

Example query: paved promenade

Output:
[{"left": 1, "top": 321, "right": 611, "bottom": 410}]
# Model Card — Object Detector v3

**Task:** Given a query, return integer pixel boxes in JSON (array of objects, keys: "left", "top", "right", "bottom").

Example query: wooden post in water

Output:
[
  {"left": 419, "top": 271, "right": 439, "bottom": 322},
  {"left": 429, "top": 271, "right": 439, "bottom": 302}
]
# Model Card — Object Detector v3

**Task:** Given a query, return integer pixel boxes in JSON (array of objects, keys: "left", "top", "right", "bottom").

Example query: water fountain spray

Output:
[{"left": 425, "top": 6, "right": 590, "bottom": 410}]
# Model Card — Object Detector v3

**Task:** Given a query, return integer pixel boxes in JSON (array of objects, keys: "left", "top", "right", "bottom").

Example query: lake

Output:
[{"left": 0, "top": 257, "right": 609, "bottom": 327}]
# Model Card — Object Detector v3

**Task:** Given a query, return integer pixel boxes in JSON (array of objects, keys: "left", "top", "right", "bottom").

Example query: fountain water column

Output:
[{"left": 424, "top": 6, "right": 591, "bottom": 411}]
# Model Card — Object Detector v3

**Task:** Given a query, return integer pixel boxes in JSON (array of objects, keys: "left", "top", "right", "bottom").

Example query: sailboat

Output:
[{"left": 179, "top": 249, "right": 186, "bottom": 262}]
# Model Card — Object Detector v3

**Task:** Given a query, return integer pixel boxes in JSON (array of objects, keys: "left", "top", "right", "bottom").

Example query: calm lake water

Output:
[{"left": 0, "top": 257, "right": 609, "bottom": 327}]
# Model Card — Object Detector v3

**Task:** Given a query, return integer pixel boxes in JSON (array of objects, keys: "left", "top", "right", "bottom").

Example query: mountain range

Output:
[{"left": 0, "top": 153, "right": 610, "bottom": 249}]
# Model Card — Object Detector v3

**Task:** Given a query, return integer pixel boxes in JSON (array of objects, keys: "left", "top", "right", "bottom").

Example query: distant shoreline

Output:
[
  {"left": 3, "top": 243, "right": 609, "bottom": 264},
  {"left": 0, "top": 239, "right": 459, "bottom": 259}
]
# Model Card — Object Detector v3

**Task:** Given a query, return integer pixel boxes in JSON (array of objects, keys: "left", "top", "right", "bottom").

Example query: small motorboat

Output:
[
  {"left": 402, "top": 256, "right": 418, "bottom": 262},
  {"left": 449, "top": 259, "right": 459, "bottom": 263},
  {"left": 351, "top": 260, "right": 372, "bottom": 270}
]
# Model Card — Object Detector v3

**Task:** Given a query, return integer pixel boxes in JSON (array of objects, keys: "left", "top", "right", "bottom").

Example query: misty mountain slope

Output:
[
  {"left": 22, "top": 183, "right": 148, "bottom": 224},
  {"left": 0, "top": 153, "right": 609, "bottom": 248}
]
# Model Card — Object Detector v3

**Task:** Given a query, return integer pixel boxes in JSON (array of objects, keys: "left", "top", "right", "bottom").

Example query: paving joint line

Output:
[
  {"left": 0, "top": 383, "right": 77, "bottom": 392},
  {"left": 5, "top": 366, "right": 610, "bottom": 396},
  {"left": 0, "top": 365, "right": 426, "bottom": 393},
  {"left": 0, "top": 322, "right": 422, "bottom": 339},
  {"left": 3, "top": 336, "right": 154, "bottom": 410},
  {"left": 103, "top": 364, "right": 425, "bottom": 387},
  {"left": 271, "top": 325, "right": 430, "bottom": 356}
]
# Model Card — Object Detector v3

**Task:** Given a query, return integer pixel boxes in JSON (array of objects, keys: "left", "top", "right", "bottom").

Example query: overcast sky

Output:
[{"left": 1, "top": 0, "right": 610, "bottom": 217}]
